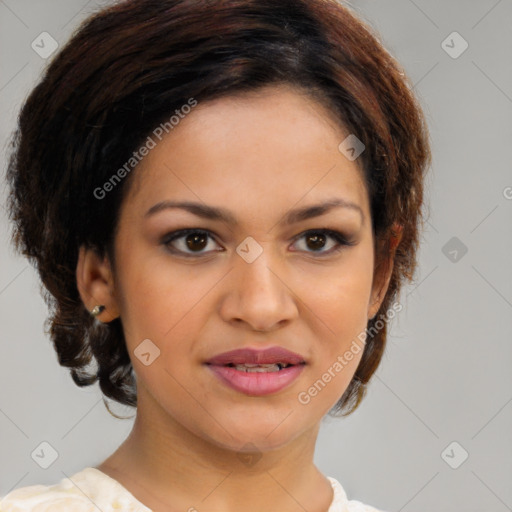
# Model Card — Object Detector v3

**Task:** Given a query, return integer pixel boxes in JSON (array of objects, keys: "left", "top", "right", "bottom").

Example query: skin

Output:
[{"left": 76, "top": 84, "right": 396, "bottom": 512}]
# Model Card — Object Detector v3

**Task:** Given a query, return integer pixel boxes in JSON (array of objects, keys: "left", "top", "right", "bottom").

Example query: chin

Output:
[{"left": 197, "top": 412, "right": 311, "bottom": 454}]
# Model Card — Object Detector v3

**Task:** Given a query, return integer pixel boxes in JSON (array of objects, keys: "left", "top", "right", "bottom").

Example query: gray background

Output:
[{"left": 1, "top": 1, "right": 511, "bottom": 511}]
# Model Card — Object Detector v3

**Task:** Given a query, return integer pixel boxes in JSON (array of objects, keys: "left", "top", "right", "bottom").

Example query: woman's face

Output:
[{"left": 93, "top": 85, "right": 391, "bottom": 453}]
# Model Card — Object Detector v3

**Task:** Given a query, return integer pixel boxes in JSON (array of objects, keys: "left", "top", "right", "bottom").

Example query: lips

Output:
[
  {"left": 205, "top": 347, "right": 306, "bottom": 366},
  {"left": 204, "top": 347, "right": 306, "bottom": 396}
]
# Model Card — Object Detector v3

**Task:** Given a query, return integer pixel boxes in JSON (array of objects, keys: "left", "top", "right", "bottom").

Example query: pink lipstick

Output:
[{"left": 205, "top": 347, "right": 306, "bottom": 396}]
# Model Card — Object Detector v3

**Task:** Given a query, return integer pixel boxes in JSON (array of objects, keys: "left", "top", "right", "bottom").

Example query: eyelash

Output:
[{"left": 161, "top": 228, "right": 356, "bottom": 258}]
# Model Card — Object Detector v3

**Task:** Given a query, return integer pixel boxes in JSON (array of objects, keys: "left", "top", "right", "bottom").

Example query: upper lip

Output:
[{"left": 205, "top": 347, "right": 306, "bottom": 366}]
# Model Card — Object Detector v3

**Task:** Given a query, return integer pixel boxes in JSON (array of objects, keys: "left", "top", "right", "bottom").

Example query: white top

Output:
[{"left": 0, "top": 467, "right": 384, "bottom": 511}]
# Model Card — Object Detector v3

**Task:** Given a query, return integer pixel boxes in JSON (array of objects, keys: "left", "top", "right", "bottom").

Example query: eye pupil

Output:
[
  {"left": 307, "top": 233, "right": 326, "bottom": 251},
  {"left": 186, "top": 233, "right": 208, "bottom": 251}
]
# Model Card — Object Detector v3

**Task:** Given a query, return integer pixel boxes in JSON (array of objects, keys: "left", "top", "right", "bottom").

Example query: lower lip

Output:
[{"left": 206, "top": 364, "right": 305, "bottom": 396}]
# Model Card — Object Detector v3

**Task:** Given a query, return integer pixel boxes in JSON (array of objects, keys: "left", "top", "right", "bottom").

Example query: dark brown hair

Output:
[{"left": 6, "top": 0, "right": 431, "bottom": 417}]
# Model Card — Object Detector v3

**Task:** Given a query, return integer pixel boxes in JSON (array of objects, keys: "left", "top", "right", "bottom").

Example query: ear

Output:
[
  {"left": 367, "top": 224, "right": 403, "bottom": 320},
  {"left": 76, "top": 245, "right": 120, "bottom": 322}
]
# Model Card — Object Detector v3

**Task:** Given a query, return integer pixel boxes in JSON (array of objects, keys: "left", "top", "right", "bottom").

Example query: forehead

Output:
[{"left": 124, "top": 85, "right": 370, "bottom": 222}]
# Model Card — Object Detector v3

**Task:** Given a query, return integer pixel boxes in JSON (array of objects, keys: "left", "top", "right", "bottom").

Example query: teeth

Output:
[{"left": 234, "top": 363, "right": 281, "bottom": 372}]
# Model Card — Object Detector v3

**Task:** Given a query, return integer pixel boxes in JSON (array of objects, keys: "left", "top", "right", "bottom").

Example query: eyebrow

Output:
[{"left": 145, "top": 198, "right": 364, "bottom": 226}]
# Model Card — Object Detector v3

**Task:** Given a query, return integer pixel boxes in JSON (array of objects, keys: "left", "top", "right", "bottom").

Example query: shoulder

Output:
[
  {"left": 0, "top": 467, "right": 151, "bottom": 512},
  {"left": 326, "top": 476, "right": 386, "bottom": 512}
]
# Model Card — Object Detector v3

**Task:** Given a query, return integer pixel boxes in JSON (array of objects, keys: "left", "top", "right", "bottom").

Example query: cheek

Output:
[
  {"left": 113, "top": 251, "right": 220, "bottom": 391},
  {"left": 303, "top": 253, "right": 374, "bottom": 340},
  {"left": 297, "top": 255, "right": 372, "bottom": 390},
  {"left": 113, "top": 240, "right": 201, "bottom": 337}
]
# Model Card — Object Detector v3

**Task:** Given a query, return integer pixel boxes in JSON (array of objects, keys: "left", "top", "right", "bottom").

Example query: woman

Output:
[{"left": 2, "top": 0, "right": 431, "bottom": 510}]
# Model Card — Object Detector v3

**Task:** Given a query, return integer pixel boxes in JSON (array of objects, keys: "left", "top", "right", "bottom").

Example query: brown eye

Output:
[
  {"left": 162, "top": 228, "right": 354, "bottom": 258},
  {"left": 185, "top": 232, "right": 208, "bottom": 251},
  {"left": 292, "top": 229, "right": 355, "bottom": 255},
  {"left": 163, "top": 229, "right": 222, "bottom": 256},
  {"left": 305, "top": 232, "right": 327, "bottom": 251}
]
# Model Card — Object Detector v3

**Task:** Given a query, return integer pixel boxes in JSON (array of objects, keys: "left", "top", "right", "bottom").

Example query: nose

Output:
[{"left": 218, "top": 246, "right": 299, "bottom": 332}]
